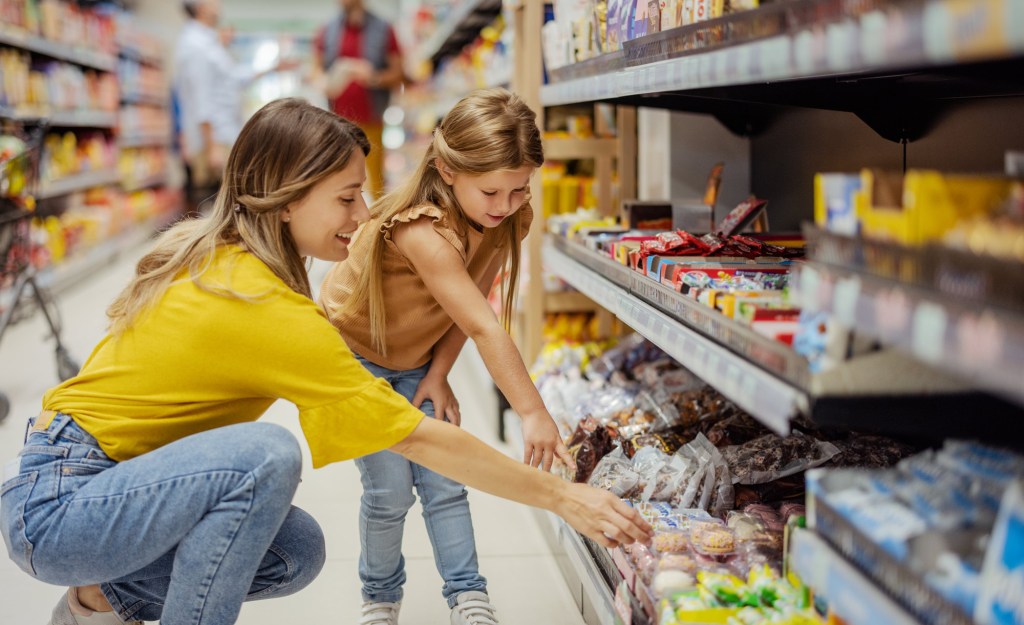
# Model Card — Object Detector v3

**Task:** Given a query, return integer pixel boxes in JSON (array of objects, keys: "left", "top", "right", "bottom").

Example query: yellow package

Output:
[{"left": 858, "top": 169, "right": 1015, "bottom": 245}]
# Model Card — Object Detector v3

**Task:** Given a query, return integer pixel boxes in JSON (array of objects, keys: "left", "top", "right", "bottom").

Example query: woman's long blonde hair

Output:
[
  {"left": 345, "top": 88, "right": 544, "bottom": 356},
  {"left": 107, "top": 98, "right": 370, "bottom": 335}
]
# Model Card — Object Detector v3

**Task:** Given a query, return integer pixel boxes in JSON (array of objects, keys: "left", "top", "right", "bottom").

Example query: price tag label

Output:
[
  {"left": 912, "top": 301, "right": 948, "bottom": 364},
  {"left": 706, "top": 350, "right": 721, "bottom": 375},
  {"left": 923, "top": 0, "right": 954, "bottom": 61},
  {"left": 874, "top": 287, "right": 913, "bottom": 343},
  {"left": 735, "top": 45, "right": 752, "bottom": 83},
  {"left": 796, "top": 266, "right": 820, "bottom": 311},
  {"left": 761, "top": 36, "right": 791, "bottom": 78},
  {"left": 833, "top": 276, "right": 861, "bottom": 328},
  {"left": 794, "top": 30, "right": 816, "bottom": 74},
  {"left": 826, "top": 20, "right": 858, "bottom": 71},
  {"left": 955, "top": 310, "right": 1005, "bottom": 369},
  {"left": 860, "top": 10, "right": 889, "bottom": 65}
]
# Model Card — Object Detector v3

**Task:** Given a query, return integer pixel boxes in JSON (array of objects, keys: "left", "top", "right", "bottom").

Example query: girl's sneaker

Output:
[
  {"left": 450, "top": 591, "right": 499, "bottom": 625},
  {"left": 49, "top": 588, "right": 142, "bottom": 625},
  {"left": 359, "top": 600, "right": 401, "bottom": 625}
]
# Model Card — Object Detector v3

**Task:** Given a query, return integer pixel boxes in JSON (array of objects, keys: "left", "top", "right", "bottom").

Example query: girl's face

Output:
[
  {"left": 283, "top": 151, "right": 369, "bottom": 261},
  {"left": 438, "top": 162, "right": 533, "bottom": 230}
]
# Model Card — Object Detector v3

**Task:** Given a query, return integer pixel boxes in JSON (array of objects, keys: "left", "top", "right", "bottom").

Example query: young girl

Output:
[
  {"left": 319, "top": 88, "right": 571, "bottom": 625},
  {"left": 1, "top": 98, "right": 650, "bottom": 625}
]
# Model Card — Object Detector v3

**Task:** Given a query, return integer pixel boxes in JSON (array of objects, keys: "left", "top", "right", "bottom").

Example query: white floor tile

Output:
[{"left": 0, "top": 248, "right": 585, "bottom": 624}]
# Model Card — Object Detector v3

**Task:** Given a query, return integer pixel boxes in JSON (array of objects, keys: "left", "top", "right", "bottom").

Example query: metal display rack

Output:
[
  {"left": 789, "top": 528, "right": 923, "bottom": 625},
  {"left": 806, "top": 471, "right": 977, "bottom": 625},
  {"left": 801, "top": 226, "right": 1024, "bottom": 408},
  {"left": 0, "top": 107, "right": 117, "bottom": 129},
  {"left": 37, "top": 169, "right": 122, "bottom": 200},
  {"left": 510, "top": 1, "right": 1024, "bottom": 623}
]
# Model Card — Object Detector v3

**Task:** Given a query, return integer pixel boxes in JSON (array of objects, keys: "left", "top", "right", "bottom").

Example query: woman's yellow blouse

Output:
[{"left": 43, "top": 246, "right": 423, "bottom": 468}]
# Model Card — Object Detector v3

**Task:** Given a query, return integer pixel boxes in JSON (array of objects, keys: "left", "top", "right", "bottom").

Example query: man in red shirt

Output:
[{"left": 313, "top": 0, "right": 404, "bottom": 199}]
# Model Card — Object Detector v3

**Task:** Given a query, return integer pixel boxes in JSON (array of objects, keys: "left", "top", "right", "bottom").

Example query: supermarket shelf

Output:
[
  {"left": 37, "top": 169, "right": 121, "bottom": 200},
  {"left": 35, "top": 212, "right": 177, "bottom": 295},
  {"left": 120, "top": 92, "right": 168, "bottom": 108},
  {"left": 122, "top": 173, "right": 168, "bottom": 193},
  {"left": 0, "top": 27, "right": 117, "bottom": 72},
  {"left": 807, "top": 470, "right": 976, "bottom": 625},
  {"left": 806, "top": 226, "right": 1024, "bottom": 315},
  {"left": 544, "top": 291, "right": 599, "bottom": 313},
  {"left": 796, "top": 260, "right": 1024, "bottom": 408},
  {"left": 544, "top": 236, "right": 801, "bottom": 434},
  {"left": 0, "top": 106, "right": 117, "bottom": 129},
  {"left": 540, "top": 0, "right": 1024, "bottom": 128},
  {"left": 413, "top": 0, "right": 502, "bottom": 68},
  {"left": 118, "top": 134, "right": 171, "bottom": 149},
  {"left": 549, "top": 513, "right": 618, "bottom": 625},
  {"left": 544, "top": 137, "right": 620, "bottom": 161},
  {"left": 790, "top": 528, "right": 922, "bottom": 625},
  {"left": 118, "top": 46, "right": 163, "bottom": 68}
]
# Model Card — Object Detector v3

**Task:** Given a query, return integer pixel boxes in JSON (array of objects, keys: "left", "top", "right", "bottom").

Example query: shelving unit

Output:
[
  {"left": 514, "top": 1, "right": 1024, "bottom": 623},
  {"left": 0, "top": 107, "right": 118, "bottom": 129},
  {"left": 37, "top": 169, "right": 122, "bottom": 200},
  {"left": 0, "top": 26, "right": 116, "bottom": 71},
  {"left": 0, "top": 9, "right": 177, "bottom": 311},
  {"left": 412, "top": 0, "right": 504, "bottom": 70}
]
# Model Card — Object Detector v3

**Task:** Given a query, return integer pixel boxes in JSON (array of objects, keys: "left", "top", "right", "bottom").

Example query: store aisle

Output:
[{"left": 0, "top": 247, "right": 584, "bottom": 625}]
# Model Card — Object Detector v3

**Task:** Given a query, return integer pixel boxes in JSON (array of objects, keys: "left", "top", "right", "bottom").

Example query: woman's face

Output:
[
  {"left": 438, "top": 162, "right": 533, "bottom": 230},
  {"left": 283, "top": 151, "right": 369, "bottom": 261}
]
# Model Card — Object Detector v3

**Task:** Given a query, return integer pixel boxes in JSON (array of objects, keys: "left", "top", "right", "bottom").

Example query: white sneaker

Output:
[
  {"left": 359, "top": 600, "right": 401, "bottom": 625},
  {"left": 450, "top": 591, "right": 499, "bottom": 625},
  {"left": 49, "top": 588, "right": 143, "bottom": 625}
]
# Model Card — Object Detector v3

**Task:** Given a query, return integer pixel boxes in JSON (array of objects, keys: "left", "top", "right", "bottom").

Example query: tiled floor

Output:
[{"left": 0, "top": 248, "right": 584, "bottom": 625}]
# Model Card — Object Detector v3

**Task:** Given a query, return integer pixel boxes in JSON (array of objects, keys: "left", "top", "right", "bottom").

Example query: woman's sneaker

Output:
[
  {"left": 359, "top": 600, "right": 401, "bottom": 625},
  {"left": 49, "top": 588, "right": 142, "bottom": 625},
  {"left": 450, "top": 591, "right": 499, "bottom": 625}
]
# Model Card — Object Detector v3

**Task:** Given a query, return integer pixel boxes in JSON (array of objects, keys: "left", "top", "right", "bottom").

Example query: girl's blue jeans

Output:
[
  {"left": 1, "top": 413, "right": 325, "bottom": 625},
  {"left": 354, "top": 355, "right": 486, "bottom": 608}
]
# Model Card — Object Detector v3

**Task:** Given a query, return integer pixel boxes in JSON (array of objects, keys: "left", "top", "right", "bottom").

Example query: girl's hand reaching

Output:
[
  {"left": 412, "top": 373, "right": 461, "bottom": 426},
  {"left": 521, "top": 412, "right": 575, "bottom": 473}
]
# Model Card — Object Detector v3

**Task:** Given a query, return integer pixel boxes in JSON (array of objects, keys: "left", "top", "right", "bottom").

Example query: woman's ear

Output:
[
  {"left": 434, "top": 157, "right": 455, "bottom": 185},
  {"left": 280, "top": 208, "right": 292, "bottom": 223}
]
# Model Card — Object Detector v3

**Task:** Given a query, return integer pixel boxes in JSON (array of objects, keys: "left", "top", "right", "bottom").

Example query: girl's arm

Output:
[
  {"left": 393, "top": 220, "right": 573, "bottom": 471},
  {"left": 390, "top": 416, "right": 653, "bottom": 548},
  {"left": 415, "top": 255, "right": 502, "bottom": 425}
]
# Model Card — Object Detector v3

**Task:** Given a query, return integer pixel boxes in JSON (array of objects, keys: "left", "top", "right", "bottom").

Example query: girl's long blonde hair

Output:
[
  {"left": 107, "top": 98, "right": 370, "bottom": 335},
  {"left": 344, "top": 88, "right": 544, "bottom": 356}
]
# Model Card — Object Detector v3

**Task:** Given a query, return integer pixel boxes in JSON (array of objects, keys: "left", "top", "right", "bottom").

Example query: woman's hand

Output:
[
  {"left": 521, "top": 412, "right": 575, "bottom": 473},
  {"left": 555, "top": 482, "right": 653, "bottom": 548},
  {"left": 412, "top": 373, "right": 461, "bottom": 426}
]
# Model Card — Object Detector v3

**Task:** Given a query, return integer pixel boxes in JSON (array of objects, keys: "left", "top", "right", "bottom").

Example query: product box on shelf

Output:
[
  {"left": 976, "top": 480, "right": 1024, "bottom": 625},
  {"left": 858, "top": 169, "right": 1016, "bottom": 246},
  {"left": 807, "top": 441, "right": 1024, "bottom": 625}
]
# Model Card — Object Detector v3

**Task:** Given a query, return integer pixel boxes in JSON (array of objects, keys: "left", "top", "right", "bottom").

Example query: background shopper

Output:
[
  {"left": 312, "top": 0, "right": 405, "bottom": 199},
  {"left": 174, "top": 0, "right": 295, "bottom": 215}
]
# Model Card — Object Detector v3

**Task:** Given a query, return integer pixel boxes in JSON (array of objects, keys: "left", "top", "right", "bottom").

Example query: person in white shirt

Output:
[{"left": 174, "top": 0, "right": 295, "bottom": 215}]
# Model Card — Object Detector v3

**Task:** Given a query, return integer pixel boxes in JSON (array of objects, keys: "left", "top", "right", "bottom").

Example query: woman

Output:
[{"left": 0, "top": 98, "right": 650, "bottom": 625}]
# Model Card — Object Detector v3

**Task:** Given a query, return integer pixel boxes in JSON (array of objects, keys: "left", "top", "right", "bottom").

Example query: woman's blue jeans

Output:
[
  {"left": 354, "top": 356, "right": 486, "bottom": 608},
  {"left": 1, "top": 414, "right": 325, "bottom": 625}
]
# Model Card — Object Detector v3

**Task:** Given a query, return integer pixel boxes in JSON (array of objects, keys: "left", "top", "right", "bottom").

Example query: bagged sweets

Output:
[
  {"left": 587, "top": 448, "right": 642, "bottom": 497},
  {"left": 721, "top": 431, "right": 840, "bottom": 485}
]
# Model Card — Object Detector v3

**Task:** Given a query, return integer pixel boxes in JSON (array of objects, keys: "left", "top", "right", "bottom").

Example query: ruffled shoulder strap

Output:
[{"left": 380, "top": 203, "right": 466, "bottom": 261}]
